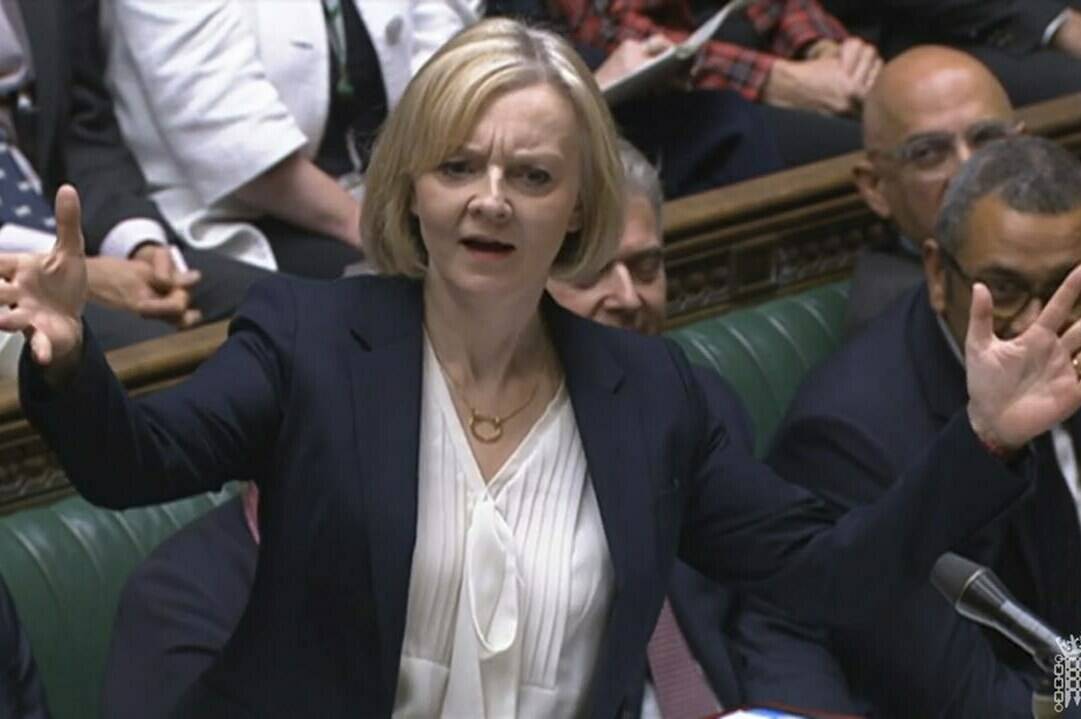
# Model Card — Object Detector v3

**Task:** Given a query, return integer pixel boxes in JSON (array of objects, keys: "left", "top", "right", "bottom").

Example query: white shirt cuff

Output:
[
  {"left": 99, "top": 218, "right": 169, "bottom": 259},
  {"left": 1044, "top": 9, "right": 1071, "bottom": 46},
  {"left": 0, "top": 224, "right": 54, "bottom": 253}
]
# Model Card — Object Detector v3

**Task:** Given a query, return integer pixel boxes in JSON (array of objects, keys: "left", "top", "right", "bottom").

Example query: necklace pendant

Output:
[{"left": 469, "top": 412, "right": 503, "bottom": 443}]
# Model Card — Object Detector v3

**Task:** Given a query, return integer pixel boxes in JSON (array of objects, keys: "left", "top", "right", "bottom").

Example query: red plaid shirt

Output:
[{"left": 551, "top": 0, "right": 849, "bottom": 100}]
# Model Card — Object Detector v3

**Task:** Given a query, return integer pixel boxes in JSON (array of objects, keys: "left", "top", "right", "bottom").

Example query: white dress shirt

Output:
[{"left": 393, "top": 336, "right": 614, "bottom": 718}]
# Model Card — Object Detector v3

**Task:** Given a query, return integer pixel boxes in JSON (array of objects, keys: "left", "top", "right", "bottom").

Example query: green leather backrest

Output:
[
  {"left": 0, "top": 487, "right": 238, "bottom": 719},
  {"left": 666, "top": 282, "right": 850, "bottom": 456}
]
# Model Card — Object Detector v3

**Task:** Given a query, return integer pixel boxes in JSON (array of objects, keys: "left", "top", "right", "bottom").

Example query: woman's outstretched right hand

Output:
[{"left": 0, "top": 185, "right": 87, "bottom": 385}]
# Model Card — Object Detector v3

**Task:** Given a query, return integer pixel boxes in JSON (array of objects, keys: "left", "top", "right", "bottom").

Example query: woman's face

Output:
[{"left": 412, "top": 83, "right": 582, "bottom": 302}]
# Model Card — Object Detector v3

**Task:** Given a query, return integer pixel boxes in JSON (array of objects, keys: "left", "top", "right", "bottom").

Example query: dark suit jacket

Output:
[
  {"left": 103, "top": 497, "right": 257, "bottom": 719},
  {"left": 842, "top": 229, "right": 923, "bottom": 338},
  {"left": 101, "top": 367, "right": 754, "bottom": 719},
  {"left": 822, "top": 0, "right": 1066, "bottom": 55},
  {"left": 738, "top": 285, "right": 1081, "bottom": 718},
  {"left": 20, "top": 275, "right": 1033, "bottom": 718},
  {"left": 625, "top": 366, "right": 754, "bottom": 715}
]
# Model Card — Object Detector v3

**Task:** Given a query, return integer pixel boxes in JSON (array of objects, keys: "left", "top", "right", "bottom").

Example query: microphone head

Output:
[
  {"left": 931, "top": 552, "right": 1063, "bottom": 674},
  {"left": 931, "top": 552, "right": 984, "bottom": 604}
]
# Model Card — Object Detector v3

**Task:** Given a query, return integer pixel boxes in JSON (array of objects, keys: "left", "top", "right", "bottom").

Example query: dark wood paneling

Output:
[{"left": 0, "top": 322, "right": 227, "bottom": 513}]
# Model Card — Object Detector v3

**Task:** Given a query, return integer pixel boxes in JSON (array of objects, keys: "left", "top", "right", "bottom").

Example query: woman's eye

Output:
[
  {"left": 438, "top": 159, "right": 473, "bottom": 178},
  {"left": 628, "top": 254, "right": 663, "bottom": 283},
  {"left": 518, "top": 167, "right": 552, "bottom": 187}
]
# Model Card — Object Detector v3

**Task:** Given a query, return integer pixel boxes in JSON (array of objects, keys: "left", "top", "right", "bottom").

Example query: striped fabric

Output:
[
  {"left": 394, "top": 335, "right": 614, "bottom": 717},
  {"left": 647, "top": 599, "right": 722, "bottom": 719}
]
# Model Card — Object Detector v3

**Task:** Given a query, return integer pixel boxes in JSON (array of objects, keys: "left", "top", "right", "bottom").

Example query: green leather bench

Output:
[
  {"left": 668, "top": 281, "right": 850, "bottom": 456},
  {"left": 0, "top": 281, "right": 848, "bottom": 719},
  {"left": 0, "top": 487, "right": 239, "bottom": 719}
]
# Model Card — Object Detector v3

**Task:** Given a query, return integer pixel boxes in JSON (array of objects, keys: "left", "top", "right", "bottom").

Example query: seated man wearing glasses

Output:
[
  {"left": 734, "top": 135, "right": 1081, "bottom": 717},
  {"left": 842, "top": 46, "right": 1021, "bottom": 337}
]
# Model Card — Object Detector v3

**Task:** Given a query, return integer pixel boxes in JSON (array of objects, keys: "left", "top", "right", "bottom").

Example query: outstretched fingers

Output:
[
  {"left": 27, "top": 328, "right": 53, "bottom": 366},
  {"left": 1038, "top": 262, "right": 1081, "bottom": 333},
  {"left": 52, "top": 185, "right": 85, "bottom": 259},
  {"left": 966, "top": 282, "right": 996, "bottom": 353},
  {"left": 1063, "top": 317, "right": 1081, "bottom": 358}
]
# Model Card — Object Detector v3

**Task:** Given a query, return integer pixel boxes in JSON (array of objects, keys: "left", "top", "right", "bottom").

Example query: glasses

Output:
[
  {"left": 870, "top": 120, "right": 1022, "bottom": 174},
  {"left": 940, "top": 249, "right": 1081, "bottom": 323}
]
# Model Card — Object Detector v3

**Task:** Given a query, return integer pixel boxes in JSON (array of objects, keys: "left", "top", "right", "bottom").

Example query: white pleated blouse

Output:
[{"left": 392, "top": 337, "right": 614, "bottom": 718}]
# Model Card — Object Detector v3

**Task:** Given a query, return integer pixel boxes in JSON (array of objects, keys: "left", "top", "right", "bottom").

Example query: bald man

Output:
[{"left": 844, "top": 46, "right": 1019, "bottom": 335}]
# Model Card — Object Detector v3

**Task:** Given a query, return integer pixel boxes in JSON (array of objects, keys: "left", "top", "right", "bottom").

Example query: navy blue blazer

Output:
[
  {"left": 101, "top": 369, "right": 751, "bottom": 719},
  {"left": 627, "top": 369, "right": 753, "bottom": 714},
  {"left": 738, "top": 285, "right": 1081, "bottom": 718},
  {"left": 21, "top": 275, "right": 1032, "bottom": 718}
]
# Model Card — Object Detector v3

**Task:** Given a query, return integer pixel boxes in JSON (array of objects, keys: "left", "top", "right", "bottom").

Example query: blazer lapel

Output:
[
  {"left": 347, "top": 278, "right": 424, "bottom": 700},
  {"left": 544, "top": 297, "right": 658, "bottom": 715}
]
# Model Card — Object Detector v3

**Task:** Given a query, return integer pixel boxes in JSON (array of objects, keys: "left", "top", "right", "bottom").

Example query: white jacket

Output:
[{"left": 101, "top": 0, "right": 479, "bottom": 269}]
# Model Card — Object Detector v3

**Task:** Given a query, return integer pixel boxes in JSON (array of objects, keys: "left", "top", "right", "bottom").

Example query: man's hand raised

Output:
[
  {"left": 966, "top": 264, "right": 1081, "bottom": 453},
  {"left": 0, "top": 185, "right": 87, "bottom": 383}
]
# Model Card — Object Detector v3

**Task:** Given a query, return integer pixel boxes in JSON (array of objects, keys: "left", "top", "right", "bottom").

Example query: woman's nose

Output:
[{"left": 468, "top": 169, "right": 510, "bottom": 221}]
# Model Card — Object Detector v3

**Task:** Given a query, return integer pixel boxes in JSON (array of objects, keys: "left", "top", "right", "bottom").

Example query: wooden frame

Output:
[{"left": 0, "top": 323, "right": 227, "bottom": 513}]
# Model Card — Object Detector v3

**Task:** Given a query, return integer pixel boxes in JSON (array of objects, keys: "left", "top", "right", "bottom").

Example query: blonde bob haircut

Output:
[{"left": 362, "top": 18, "right": 625, "bottom": 281}]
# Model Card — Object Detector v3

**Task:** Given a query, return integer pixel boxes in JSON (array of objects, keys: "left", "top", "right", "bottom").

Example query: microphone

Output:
[{"left": 931, "top": 552, "right": 1062, "bottom": 673}]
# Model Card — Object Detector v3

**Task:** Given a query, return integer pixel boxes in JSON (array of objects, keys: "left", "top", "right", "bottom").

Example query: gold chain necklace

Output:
[
  {"left": 427, "top": 333, "right": 542, "bottom": 444},
  {"left": 450, "top": 375, "right": 539, "bottom": 444}
]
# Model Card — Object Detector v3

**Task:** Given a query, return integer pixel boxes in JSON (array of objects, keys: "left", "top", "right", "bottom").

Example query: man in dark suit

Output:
[
  {"left": 843, "top": 46, "right": 1017, "bottom": 336},
  {"left": 822, "top": 0, "right": 1081, "bottom": 106},
  {"left": 102, "top": 488, "right": 257, "bottom": 719},
  {"left": 736, "top": 136, "right": 1081, "bottom": 717},
  {"left": 6, "top": 0, "right": 266, "bottom": 350}
]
